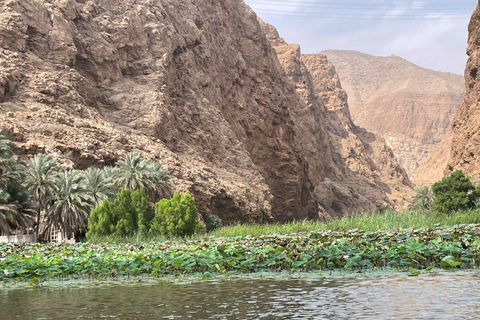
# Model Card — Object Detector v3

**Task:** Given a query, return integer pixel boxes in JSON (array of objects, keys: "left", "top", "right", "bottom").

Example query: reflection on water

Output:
[{"left": 1, "top": 272, "right": 480, "bottom": 319}]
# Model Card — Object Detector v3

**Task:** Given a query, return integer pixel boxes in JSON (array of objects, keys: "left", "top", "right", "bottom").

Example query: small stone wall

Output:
[{"left": 0, "top": 235, "right": 37, "bottom": 243}]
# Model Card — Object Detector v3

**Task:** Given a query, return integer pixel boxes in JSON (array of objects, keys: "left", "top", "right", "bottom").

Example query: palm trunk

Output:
[{"left": 35, "top": 206, "right": 41, "bottom": 241}]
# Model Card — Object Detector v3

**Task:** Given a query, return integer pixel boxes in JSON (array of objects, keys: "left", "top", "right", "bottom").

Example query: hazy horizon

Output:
[{"left": 245, "top": 0, "right": 477, "bottom": 75}]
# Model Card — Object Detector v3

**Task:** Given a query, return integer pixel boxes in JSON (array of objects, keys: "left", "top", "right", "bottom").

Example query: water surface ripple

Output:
[{"left": 1, "top": 272, "right": 479, "bottom": 319}]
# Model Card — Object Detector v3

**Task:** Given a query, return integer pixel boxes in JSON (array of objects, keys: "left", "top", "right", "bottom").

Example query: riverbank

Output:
[
  {"left": 85, "top": 210, "right": 480, "bottom": 243},
  {"left": 1, "top": 224, "right": 480, "bottom": 283},
  {"left": 212, "top": 210, "right": 480, "bottom": 237}
]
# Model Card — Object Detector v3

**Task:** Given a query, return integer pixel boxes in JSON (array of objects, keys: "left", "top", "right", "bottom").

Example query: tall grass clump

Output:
[{"left": 212, "top": 210, "right": 480, "bottom": 238}]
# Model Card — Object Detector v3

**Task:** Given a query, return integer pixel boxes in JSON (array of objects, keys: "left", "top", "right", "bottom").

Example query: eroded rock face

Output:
[
  {"left": 262, "top": 23, "right": 413, "bottom": 214},
  {"left": 416, "top": 131, "right": 453, "bottom": 186},
  {"left": 449, "top": 1, "right": 480, "bottom": 179},
  {"left": 0, "top": 0, "right": 411, "bottom": 222},
  {"left": 1, "top": 0, "right": 318, "bottom": 223},
  {"left": 321, "top": 50, "right": 464, "bottom": 185}
]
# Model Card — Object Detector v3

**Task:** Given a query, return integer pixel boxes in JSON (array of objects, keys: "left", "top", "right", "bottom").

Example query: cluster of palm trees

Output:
[
  {"left": 0, "top": 134, "right": 172, "bottom": 240},
  {"left": 0, "top": 136, "right": 34, "bottom": 235}
]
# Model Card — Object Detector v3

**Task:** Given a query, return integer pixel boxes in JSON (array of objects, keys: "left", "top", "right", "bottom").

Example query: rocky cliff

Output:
[
  {"left": 449, "top": 1, "right": 480, "bottom": 179},
  {"left": 415, "top": 131, "right": 453, "bottom": 186},
  {"left": 0, "top": 0, "right": 411, "bottom": 222},
  {"left": 321, "top": 50, "right": 464, "bottom": 185},
  {"left": 263, "top": 24, "right": 413, "bottom": 213}
]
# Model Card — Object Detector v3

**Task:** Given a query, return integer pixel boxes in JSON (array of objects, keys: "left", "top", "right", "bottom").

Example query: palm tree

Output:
[
  {"left": 147, "top": 162, "right": 172, "bottom": 200},
  {"left": 1, "top": 155, "right": 26, "bottom": 187},
  {"left": 45, "top": 170, "right": 93, "bottom": 240},
  {"left": 0, "top": 134, "right": 13, "bottom": 159},
  {"left": 0, "top": 134, "right": 14, "bottom": 183},
  {"left": 84, "top": 167, "right": 115, "bottom": 206},
  {"left": 0, "top": 137, "right": 34, "bottom": 236},
  {"left": 113, "top": 152, "right": 171, "bottom": 200},
  {"left": 409, "top": 186, "right": 435, "bottom": 211},
  {"left": 0, "top": 203, "right": 18, "bottom": 235},
  {"left": 24, "top": 154, "right": 59, "bottom": 237},
  {"left": 0, "top": 176, "right": 35, "bottom": 236},
  {"left": 0, "top": 189, "right": 15, "bottom": 235},
  {"left": 0, "top": 196, "right": 34, "bottom": 236},
  {"left": 102, "top": 166, "right": 117, "bottom": 183}
]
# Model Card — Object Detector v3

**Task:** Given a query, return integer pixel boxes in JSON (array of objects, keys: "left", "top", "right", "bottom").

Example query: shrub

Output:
[
  {"left": 151, "top": 192, "right": 204, "bottom": 237},
  {"left": 87, "top": 189, "right": 154, "bottom": 238},
  {"left": 432, "top": 170, "right": 479, "bottom": 214},
  {"left": 205, "top": 214, "right": 222, "bottom": 233}
]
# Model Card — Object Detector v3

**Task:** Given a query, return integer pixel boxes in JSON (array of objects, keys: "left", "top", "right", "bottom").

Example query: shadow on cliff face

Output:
[{"left": 0, "top": 0, "right": 414, "bottom": 223}]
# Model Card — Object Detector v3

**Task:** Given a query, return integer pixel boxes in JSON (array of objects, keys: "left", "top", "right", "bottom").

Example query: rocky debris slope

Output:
[
  {"left": 449, "top": 1, "right": 480, "bottom": 179},
  {"left": 321, "top": 50, "right": 464, "bottom": 184},
  {"left": 262, "top": 23, "right": 413, "bottom": 213},
  {"left": 0, "top": 0, "right": 411, "bottom": 222}
]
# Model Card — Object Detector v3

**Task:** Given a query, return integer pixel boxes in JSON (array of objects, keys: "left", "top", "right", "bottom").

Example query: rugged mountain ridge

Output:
[
  {"left": 449, "top": 1, "right": 480, "bottom": 179},
  {"left": 262, "top": 23, "right": 413, "bottom": 213},
  {"left": 321, "top": 50, "right": 464, "bottom": 184},
  {"left": 0, "top": 0, "right": 411, "bottom": 222}
]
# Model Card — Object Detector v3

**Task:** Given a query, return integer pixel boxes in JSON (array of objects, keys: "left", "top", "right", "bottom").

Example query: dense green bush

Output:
[
  {"left": 205, "top": 214, "right": 222, "bottom": 233},
  {"left": 87, "top": 189, "right": 154, "bottom": 238},
  {"left": 432, "top": 170, "right": 479, "bottom": 213},
  {"left": 151, "top": 192, "right": 204, "bottom": 237}
]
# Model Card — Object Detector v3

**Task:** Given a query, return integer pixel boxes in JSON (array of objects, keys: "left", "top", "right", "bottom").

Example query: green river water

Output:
[{"left": 1, "top": 272, "right": 479, "bottom": 319}]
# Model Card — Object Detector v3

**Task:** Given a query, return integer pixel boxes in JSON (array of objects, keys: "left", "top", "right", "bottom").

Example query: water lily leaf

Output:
[
  {"left": 171, "top": 258, "right": 184, "bottom": 269},
  {"left": 440, "top": 256, "right": 461, "bottom": 269}
]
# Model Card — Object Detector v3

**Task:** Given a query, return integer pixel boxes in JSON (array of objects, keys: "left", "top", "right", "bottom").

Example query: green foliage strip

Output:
[{"left": 2, "top": 225, "right": 480, "bottom": 282}]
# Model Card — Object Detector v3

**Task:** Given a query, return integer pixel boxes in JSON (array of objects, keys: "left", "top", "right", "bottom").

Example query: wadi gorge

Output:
[
  {"left": 0, "top": 0, "right": 418, "bottom": 222},
  {"left": 321, "top": 50, "right": 464, "bottom": 185}
]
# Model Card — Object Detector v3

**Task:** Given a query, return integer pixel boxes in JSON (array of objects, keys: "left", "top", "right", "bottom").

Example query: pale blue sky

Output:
[{"left": 245, "top": 0, "right": 477, "bottom": 74}]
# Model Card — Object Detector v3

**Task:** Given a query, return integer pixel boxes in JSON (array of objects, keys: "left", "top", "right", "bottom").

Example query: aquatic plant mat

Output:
[{"left": 2, "top": 225, "right": 480, "bottom": 283}]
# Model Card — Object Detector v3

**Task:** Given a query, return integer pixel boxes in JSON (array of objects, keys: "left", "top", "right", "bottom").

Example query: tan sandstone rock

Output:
[
  {"left": 0, "top": 0, "right": 412, "bottom": 222},
  {"left": 449, "top": 1, "right": 480, "bottom": 180},
  {"left": 321, "top": 50, "right": 464, "bottom": 185},
  {"left": 262, "top": 22, "right": 413, "bottom": 214}
]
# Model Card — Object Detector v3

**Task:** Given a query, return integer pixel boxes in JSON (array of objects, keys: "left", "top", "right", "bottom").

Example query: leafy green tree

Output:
[
  {"left": 112, "top": 152, "right": 171, "bottom": 201},
  {"left": 151, "top": 192, "right": 204, "bottom": 237},
  {"left": 87, "top": 189, "right": 154, "bottom": 238},
  {"left": 205, "top": 214, "right": 222, "bottom": 233},
  {"left": 45, "top": 170, "right": 93, "bottom": 240},
  {"left": 432, "top": 170, "right": 479, "bottom": 213},
  {"left": 409, "top": 186, "right": 435, "bottom": 211},
  {"left": 24, "top": 154, "right": 59, "bottom": 237},
  {"left": 84, "top": 167, "right": 115, "bottom": 206}
]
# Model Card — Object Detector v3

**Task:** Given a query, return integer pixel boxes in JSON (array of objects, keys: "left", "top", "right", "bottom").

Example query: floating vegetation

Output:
[{"left": 1, "top": 224, "right": 480, "bottom": 282}]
